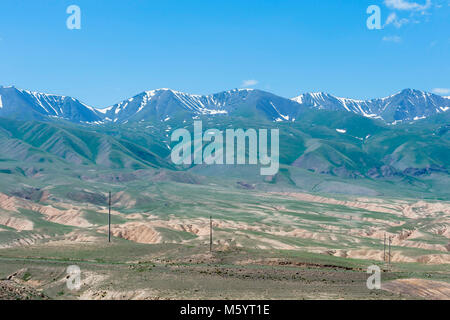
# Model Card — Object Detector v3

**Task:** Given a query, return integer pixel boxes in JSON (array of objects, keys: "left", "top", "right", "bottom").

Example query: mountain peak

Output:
[
  {"left": 398, "top": 88, "right": 432, "bottom": 97},
  {"left": 0, "top": 86, "right": 101, "bottom": 123}
]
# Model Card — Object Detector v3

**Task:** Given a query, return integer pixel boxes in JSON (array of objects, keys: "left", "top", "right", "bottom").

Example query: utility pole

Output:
[
  {"left": 388, "top": 236, "right": 392, "bottom": 265},
  {"left": 108, "top": 191, "right": 111, "bottom": 243},
  {"left": 383, "top": 233, "right": 386, "bottom": 263},
  {"left": 209, "top": 215, "right": 212, "bottom": 253}
]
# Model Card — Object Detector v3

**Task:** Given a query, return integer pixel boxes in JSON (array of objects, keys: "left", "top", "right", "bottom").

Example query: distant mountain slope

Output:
[
  {"left": 0, "top": 118, "right": 173, "bottom": 170},
  {"left": 0, "top": 108, "right": 448, "bottom": 184},
  {"left": 0, "top": 86, "right": 102, "bottom": 123},
  {"left": 292, "top": 89, "right": 450, "bottom": 123},
  {"left": 98, "top": 88, "right": 307, "bottom": 123}
]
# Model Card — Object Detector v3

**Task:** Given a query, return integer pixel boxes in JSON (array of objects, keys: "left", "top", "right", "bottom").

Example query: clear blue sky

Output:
[{"left": 0, "top": 0, "right": 449, "bottom": 107}]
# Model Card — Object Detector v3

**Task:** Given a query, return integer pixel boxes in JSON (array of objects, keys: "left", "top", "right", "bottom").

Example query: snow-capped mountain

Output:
[
  {"left": 292, "top": 89, "right": 450, "bottom": 123},
  {"left": 0, "top": 86, "right": 102, "bottom": 123},
  {"left": 1, "top": 85, "right": 448, "bottom": 125},
  {"left": 98, "top": 88, "right": 306, "bottom": 123}
]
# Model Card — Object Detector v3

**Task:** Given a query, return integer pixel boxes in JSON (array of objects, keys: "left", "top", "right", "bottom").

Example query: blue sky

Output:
[{"left": 0, "top": 0, "right": 449, "bottom": 107}]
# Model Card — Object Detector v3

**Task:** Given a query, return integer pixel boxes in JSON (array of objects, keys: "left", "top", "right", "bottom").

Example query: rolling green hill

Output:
[{"left": 0, "top": 108, "right": 448, "bottom": 199}]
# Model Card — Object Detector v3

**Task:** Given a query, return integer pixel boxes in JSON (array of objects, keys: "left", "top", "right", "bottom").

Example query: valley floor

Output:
[
  {"left": 0, "top": 243, "right": 449, "bottom": 300},
  {"left": 0, "top": 168, "right": 449, "bottom": 300}
]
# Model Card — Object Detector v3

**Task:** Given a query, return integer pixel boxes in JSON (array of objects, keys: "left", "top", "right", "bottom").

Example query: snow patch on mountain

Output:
[{"left": 96, "top": 105, "right": 114, "bottom": 114}]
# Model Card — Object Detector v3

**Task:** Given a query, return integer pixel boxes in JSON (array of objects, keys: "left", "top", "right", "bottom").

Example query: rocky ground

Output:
[{"left": 0, "top": 279, "right": 47, "bottom": 300}]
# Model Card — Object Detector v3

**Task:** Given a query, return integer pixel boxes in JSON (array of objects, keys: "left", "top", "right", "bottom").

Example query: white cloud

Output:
[
  {"left": 382, "top": 35, "right": 402, "bottom": 42},
  {"left": 242, "top": 80, "right": 258, "bottom": 87},
  {"left": 432, "top": 88, "right": 450, "bottom": 95},
  {"left": 384, "top": 12, "right": 410, "bottom": 27},
  {"left": 384, "top": 0, "right": 432, "bottom": 11}
]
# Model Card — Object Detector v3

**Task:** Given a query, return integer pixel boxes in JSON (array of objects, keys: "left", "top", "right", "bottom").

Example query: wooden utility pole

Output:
[
  {"left": 108, "top": 191, "right": 111, "bottom": 243},
  {"left": 383, "top": 233, "right": 386, "bottom": 262},
  {"left": 209, "top": 216, "right": 212, "bottom": 253},
  {"left": 388, "top": 236, "right": 392, "bottom": 265}
]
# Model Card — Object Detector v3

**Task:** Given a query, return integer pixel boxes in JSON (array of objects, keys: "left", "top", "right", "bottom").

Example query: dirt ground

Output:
[
  {"left": 1, "top": 243, "right": 448, "bottom": 300},
  {"left": 382, "top": 278, "right": 450, "bottom": 300}
]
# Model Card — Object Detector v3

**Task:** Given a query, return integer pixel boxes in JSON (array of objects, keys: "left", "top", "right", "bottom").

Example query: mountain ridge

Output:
[
  {"left": 0, "top": 86, "right": 102, "bottom": 123},
  {"left": 1, "top": 85, "right": 449, "bottom": 124},
  {"left": 98, "top": 88, "right": 307, "bottom": 123},
  {"left": 292, "top": 89, "right": 450, "bottom": 123}
]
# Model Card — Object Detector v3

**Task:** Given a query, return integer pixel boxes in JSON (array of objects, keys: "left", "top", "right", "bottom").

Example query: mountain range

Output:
[
  {"left": 1, "top": 86, "right": 449, "bottom": 124},
  {"left": 0, "top": 85, "right": 449, "bottom": 198}
]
